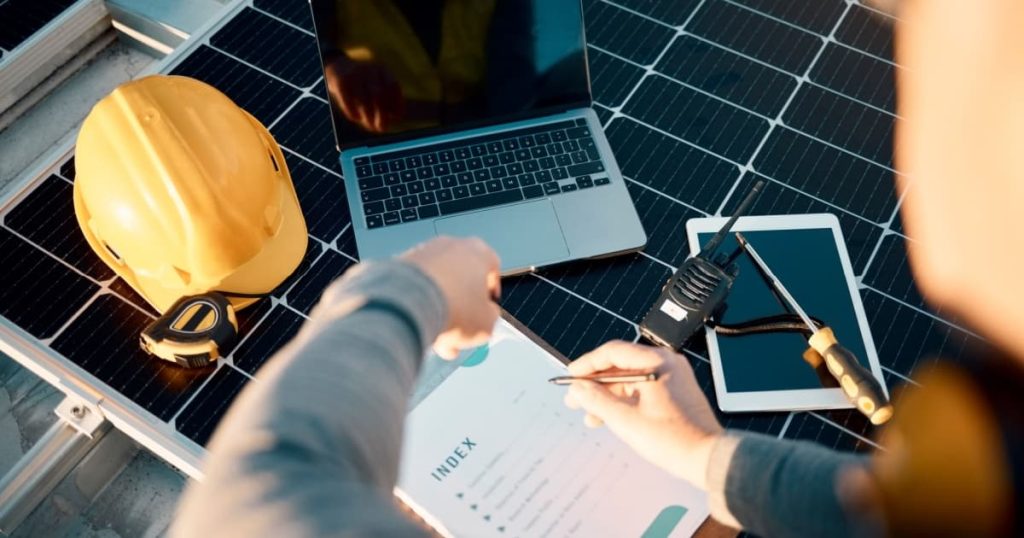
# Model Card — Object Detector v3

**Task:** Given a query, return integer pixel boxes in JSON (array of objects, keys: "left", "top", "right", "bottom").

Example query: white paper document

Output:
[{"left": 398, "top": 320, "right": 709, "bottom": 537}]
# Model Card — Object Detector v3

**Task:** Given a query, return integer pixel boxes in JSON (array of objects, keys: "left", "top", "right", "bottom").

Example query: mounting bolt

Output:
[{"left": 70, "top": 406, "right": 87, "bottom": 419}]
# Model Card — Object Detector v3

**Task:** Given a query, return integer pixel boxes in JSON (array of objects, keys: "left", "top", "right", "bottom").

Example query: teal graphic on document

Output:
[
  {"left": 462, "top": 344, "right": 489, "bottom": 367},
  {"left": 640, "top": 505, "right": 688, "bottom": 538}
]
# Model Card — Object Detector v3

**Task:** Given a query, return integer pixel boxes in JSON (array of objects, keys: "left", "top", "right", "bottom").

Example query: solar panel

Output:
[
  {"left": 0, "top": 0, "right": 980, "bottom": 479},
  {"left": 0, "top": 0, "right": 78, "bottom": 53}
]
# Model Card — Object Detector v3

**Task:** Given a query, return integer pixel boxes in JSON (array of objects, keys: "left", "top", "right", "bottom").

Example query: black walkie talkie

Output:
[{"left": 639, "top": 181, "right": 765, "bottom": 350}]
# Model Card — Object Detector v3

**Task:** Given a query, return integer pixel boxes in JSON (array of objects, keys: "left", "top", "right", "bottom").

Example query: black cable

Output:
[{"left": 711, "top": 314, "right": 824, "bottom": 337}]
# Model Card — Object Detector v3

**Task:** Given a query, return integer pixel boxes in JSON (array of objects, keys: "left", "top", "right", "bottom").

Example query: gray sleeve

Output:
[
  {"left": 705, "top": 431, "right": 867, "bottom": 538},
  {"left": 171, "top": 259, "right": 447, "bottom": 538}
]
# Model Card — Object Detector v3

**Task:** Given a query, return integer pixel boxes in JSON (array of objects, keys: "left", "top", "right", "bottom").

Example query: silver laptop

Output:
[{"left": 310, "top": 0, "right": 646, "bottom": 273}]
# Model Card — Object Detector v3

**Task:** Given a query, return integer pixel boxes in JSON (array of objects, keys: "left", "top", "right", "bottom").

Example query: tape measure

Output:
[{"left": 140, "top": 292, "right": 238, "bottom": 368}]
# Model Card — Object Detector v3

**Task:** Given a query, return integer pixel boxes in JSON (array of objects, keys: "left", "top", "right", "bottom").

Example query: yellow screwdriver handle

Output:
[{"left": 808, "top": 328, "right": 893, "bottom": 425}]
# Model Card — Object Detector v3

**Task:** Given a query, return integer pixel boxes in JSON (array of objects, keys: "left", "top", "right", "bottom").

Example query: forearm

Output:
[
  {"left": 172, "top": 260, "right": 446, "bottom": 537},
  {"left": 706, "top": 431, "right": 866, "bottom": 538}
]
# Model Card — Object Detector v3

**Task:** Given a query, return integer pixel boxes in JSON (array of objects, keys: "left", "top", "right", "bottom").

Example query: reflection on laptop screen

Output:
[{"left": 310, "top": 0, "right": 591, "bottom": 150}]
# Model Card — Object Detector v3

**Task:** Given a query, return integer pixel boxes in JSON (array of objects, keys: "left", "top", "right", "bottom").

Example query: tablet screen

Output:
[{"left": 696, "top": 228, "right": 871, "bottom": 393}]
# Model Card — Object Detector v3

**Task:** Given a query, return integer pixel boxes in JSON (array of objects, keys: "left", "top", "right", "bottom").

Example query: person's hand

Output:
[
  {"left": 564, "top": 341, "right": 723, "bottom": 489},
  {"left": 324, "top": 55, "right": 404, "bottom": 133},
  {"left": 400, "top": 236, "right": 501, "bottom": 359}
]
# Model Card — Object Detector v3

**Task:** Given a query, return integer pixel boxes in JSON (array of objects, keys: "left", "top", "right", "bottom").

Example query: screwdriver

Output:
[{"left": 736, "top": 233, "right": 894, "bottom": 425}]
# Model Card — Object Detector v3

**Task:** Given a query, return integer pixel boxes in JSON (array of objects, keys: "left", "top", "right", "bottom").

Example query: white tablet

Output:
[{"left": 687, "top": 213, "right": 887, "bottom": 413}]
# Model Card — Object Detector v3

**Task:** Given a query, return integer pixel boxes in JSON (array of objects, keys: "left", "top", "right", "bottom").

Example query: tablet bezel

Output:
[{"left": 686, "top": 213, "right": 888, "bottom": 413}]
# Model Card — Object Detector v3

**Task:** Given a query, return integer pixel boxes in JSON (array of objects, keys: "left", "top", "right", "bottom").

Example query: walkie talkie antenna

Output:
[{"left": 698, "top": 181, "right": 765, "bottom": 258}]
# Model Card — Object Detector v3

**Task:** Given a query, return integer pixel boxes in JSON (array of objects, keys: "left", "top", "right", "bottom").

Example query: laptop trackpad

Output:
[{"left": 434, "top": 200, "right": 569, "bottom": 270}]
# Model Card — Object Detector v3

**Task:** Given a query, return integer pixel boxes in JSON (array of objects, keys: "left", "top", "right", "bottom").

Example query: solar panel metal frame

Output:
[{"left": 0, "top": 0, "right": 979, "bottom": 483}]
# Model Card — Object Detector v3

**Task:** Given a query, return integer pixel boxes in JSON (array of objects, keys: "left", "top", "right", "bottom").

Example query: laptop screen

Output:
[{"left": 310, "top": 0, "right": 591, "bottom": 150}]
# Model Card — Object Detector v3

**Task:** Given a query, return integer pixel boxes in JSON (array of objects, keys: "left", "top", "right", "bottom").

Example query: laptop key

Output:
[
  {"left": 364, "top": 201, "right": 384, "bottom": 215},
  {"left": 433, "top": 163, "right": 450, "bottom": 176},
  {"left": 585, "top": 146, "right": 600, "bottom": 162},
  {"left": 385, "top": 198, "right": 402, "bottom": 211},
  {"left": 535, "top": 170, "right": 553, "bottom": 183},
  {"left": 418, "top": 204, "right": 440, "bottom": 219},
  {"left": 406, "top": 156, "right": 423, "bottom": 168},
  {"left": 566, "top": 126, "right": 590, "bottom": 138},
  {"left": 373, "top": 162, "right": 389, "bottom": 174},
  {"left": 519, "top": 135, "right": 535, "bottom": 147},
  {"left": 389, "top": 160, "right": 405, "bottom": 172},
  {"left": 541, "top": 157, "right": 556, "bottom": 169},
  {"left": 451, "top": 161, "right": 467, "bottom": 173},
  {"left": 572, "top": 151, "right": 588, "bottom": 164},
  {"left": 523, "top": 185, "right": 544, "bottom": 199},
  {"left": 467, "top": 157, "right": 483, "bottom": 170},
  {"left": 400, "top": 170, "right": 417, "bottom": 182},
  {"left": 401, "top": 209, "right": 418, "bottom": 222},
  {"left": 457, "top": 172, "right": 474, "bottom": 185},
  {"left": 471, "top": 144, "right": 487, "bottom": 156},
  {"left": 416, "top": 167, "right": 434, "bottom": 179},
  {"left": 361, "top": 187, "right": 390, "bottom": 202},
  {"left": 439, "top": 189, "right": 524, "bottom": 216},
  {"left": 547, "top": 143, "right": 564, "bottom": 155},
  {"left": 483, "top": 154, "right": 499, "bottom": 167},
  {"left": 543, "top": 182, "right": 560, "bottom": 195},
  {"left": 402, "top": 195, "right": 419, "bottom": 208},
  {"left": 359, "top": 176, "right": 383, "bottom": 190},
  {"left": 531, "top": 146, "right": 548, "bottom": 158},
  {"left": 577, "top": 175, "right": 594, "bottom": 189},
  {"left": 499, "top": 152, "right": 515, "bottom": 164},
  {"left": 523, "top": 160, "right": 540, "bottom": 172},
  {"left": 453, "top": 185, "right": 470, "bottom": 198},
  {"left": 555, "top": 154, "right": 573, "bottom": 166},
  {"left": 419, "top": 192, "right": 437, "bottom": 205},
  {"left": 355, "top": 156, "right": 371, "bottom": 166},
  {"left": 408, "top": 181, "right": 425, "bottom": 194},
  {"left": 439, "top": 150, "right": 454, "bottom": 162},
  {"left": 490, "top": 166, "right": 507, "bottom": 179},
  {"left": 507, "top": 162, "right": 524, "bottom": 175},
  {"left": 503, "top": 139, "right": 519, "bottom": 151},
  {"left": 356, "top": 165, "right": 373, "bottom": 178},
  {"left": 423, "top": 153, "right": 438, "bottom": 165},
  {"left": 366, "top": 214, "right": 383, "bottom": 228},
  {"left": 567, "top": 161, "right": 605, "bottom": 177},
  {"left": 384, "top": 173, "right": 401, "bottom": 186},
  {"left": 519, "top": 173, "right": 536, "bottom": 186},
  {"left": 563, "top": 140, "right": 579, "bottom": 152},
  {"left": 552, "top": 168, "right": 569, "bottom": 180},
  {"left": 503, "top": 177, "right": 519, "bottom": 189},
  {"left": 437, "top": 188, "right": 453, "bottom": 202},
  {"left": 441, "top": 175, "right": 457, "bottom": 188},
  {"left": 536, "top": 133, "right": 551, "bottom": 145},
  {"left": 486, "top": 179, "right": 504, "bottom": 193},
  {"left": 473, "top": 169, "right": 490, "bottom": 181},
  {"left": 488, "top": 142, "right": 504, "bottom": 153},
  {"left": 469, "top": 183, "right": 486, "bottom": 196},
  {"left": 562, "top": 184, "right": 578, "bottom": 193},
  {"left": 551, "top": 130, "right": 568, "bottom": 142},
  {"left": 595, "top": 177, "right": 611, "bottom": 186},
  {"left": 383, "top": 211, "right": 401, "bottom": 226},
  {"left": 425, "top": 178, "right": 441, "bottom": 191},
  {"left": 455, "top": 147, "right": 471, "bottom": 159},
  {"left": 515, "top": 149, "right": 532, "bottom": 161},
  {"left": 391, "top": 184, "right": 408, "bottom": 197}
]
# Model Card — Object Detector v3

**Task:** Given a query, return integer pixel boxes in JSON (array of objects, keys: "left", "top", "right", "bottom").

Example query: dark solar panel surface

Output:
[
  {"left": 0, "top": 0, "right": 974, "bottom": 459},
  {"left": 0, "top": 0, "right": 77, "bottom": 53}
]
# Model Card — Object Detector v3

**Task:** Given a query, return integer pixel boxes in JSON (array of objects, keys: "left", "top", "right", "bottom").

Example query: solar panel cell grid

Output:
[
  {"left": 0, "top": 0, "right": 77, "bottom": 51},
  {"left": 0, "top": 0, "right": 970, "bottom": 462}
]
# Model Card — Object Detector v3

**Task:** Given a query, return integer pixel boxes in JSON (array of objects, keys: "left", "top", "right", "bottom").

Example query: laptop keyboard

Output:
[{"left": 354, "top": 119, "right": 611, "bottom": 229}]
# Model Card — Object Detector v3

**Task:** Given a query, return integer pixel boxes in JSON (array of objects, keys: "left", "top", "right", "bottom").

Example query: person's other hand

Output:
[
  {"left": 324, "top": 56, "right": 404, "bottom": 133},
  {"left": 400, "top": 236, "right": 501, "bottom": 359},
  {"left": 564, "top": 341, "right": 723, "bottom": 489}
]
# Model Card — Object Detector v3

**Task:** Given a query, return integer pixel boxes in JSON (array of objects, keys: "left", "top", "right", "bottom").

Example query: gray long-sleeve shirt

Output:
[{"left": 172, "top": 260, "right": 865, "bottom": 537}]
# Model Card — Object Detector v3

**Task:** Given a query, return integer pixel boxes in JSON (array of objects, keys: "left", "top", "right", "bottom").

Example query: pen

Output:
[{"left": 548, "top": 371, "right": 660, "bottom": 385}]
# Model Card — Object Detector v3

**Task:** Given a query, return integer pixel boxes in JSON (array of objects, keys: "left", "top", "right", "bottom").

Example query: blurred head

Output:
[{"left": 894, "top": 0, "right": 1024, "bottom": 362}]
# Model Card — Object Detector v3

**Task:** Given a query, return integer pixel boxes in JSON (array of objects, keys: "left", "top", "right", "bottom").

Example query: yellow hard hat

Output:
[{"left": 74, "top": 75, "right": 308, "bottom": 314}]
